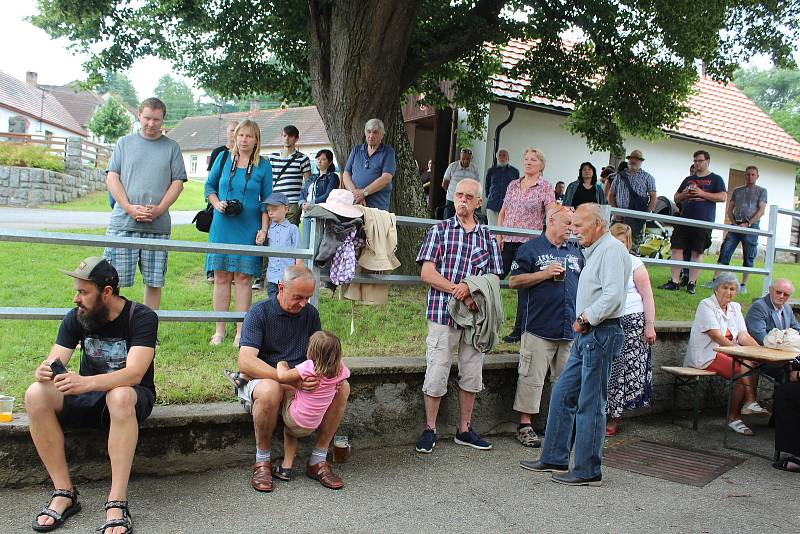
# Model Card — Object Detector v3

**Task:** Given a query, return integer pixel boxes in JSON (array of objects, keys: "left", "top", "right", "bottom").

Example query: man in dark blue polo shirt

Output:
[
  {"left": 236, "top": 264, "right": 349, "bottom": 492},
  {"left": 342, "top": 118, "right": 397, "bottom": 211},
  {"left": 508, "top": 206, "right": 583, "bottom": 447}
]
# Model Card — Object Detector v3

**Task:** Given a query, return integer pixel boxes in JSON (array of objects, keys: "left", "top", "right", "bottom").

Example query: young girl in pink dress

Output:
[{"left": 274, "top": 330, "right": 350, "bottom": 480}]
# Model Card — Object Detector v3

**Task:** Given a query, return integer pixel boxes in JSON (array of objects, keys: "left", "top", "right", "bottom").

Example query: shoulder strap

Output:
[{"left": 273, "top": 152, "right": 299, "bottom": 187}]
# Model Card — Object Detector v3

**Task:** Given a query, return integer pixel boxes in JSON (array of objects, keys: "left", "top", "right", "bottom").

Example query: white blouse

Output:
[
  {"left": 623, "top": 255, "right": 645, "bottom": 315},
  {"left": 684, "top": 294, "right": 747, "bottom": 369}
]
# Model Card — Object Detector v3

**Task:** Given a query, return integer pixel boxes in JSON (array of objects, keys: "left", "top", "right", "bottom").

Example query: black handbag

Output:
[{"left": 192, "top": 203, "right": 214, "bottom": 233}]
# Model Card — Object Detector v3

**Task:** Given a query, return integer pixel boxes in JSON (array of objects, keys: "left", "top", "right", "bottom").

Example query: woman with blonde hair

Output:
[
  {"left": 497, "top": 147, "right": 556, "bottom": 342},
  {"left": 605, "top": 223, "right": 657, "bottom": 435},
  {"left": 205, "top": 120, "right": 273, "bottom": 346}
]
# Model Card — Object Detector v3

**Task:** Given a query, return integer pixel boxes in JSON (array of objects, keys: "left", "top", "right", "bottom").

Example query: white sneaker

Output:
[{"left": 741, "top": 401, "right": 769, "bottom": 415}]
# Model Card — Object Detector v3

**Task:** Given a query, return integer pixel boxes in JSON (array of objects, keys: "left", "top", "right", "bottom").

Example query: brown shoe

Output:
[
  {"left": 306, "top": 461, "right": 344, "bottom": 490},
  {"left": 251, "top": 461, "right": 274, "bottom": 492}
]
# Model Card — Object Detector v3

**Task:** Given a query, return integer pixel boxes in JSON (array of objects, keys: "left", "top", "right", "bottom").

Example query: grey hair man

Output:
[
  {"left": 745, "top": 278, "right": 800, "bottom": 346},
  {"left": 520, "top": 203, "right": 631, "bottom": 486},
  {"left": 442, "top": 148, "right": 481, "bottom": 219},
  {"left": 484, "top": 147, "right": 520, "bottom": 226},
  {"left": 342, "top": 118, "right": 397, "bottom": 210},
  {"left": 414, "top": 178, "right": 504, "bottom": 454},
  {"left": 236, "top": 264, "right": 349, "bottom": 491}
]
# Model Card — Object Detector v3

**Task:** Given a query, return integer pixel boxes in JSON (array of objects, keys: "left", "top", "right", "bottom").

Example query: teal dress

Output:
[{"left": 204, "top": 152, "right": 273, "bottom": 276}]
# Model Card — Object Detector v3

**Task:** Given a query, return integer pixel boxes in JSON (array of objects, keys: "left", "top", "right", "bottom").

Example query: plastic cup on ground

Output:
[{"left": 0, "top": 395, "right": 14, "bottom": 423}]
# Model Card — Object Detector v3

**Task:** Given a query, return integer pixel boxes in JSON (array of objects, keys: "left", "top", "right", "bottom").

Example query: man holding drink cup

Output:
[{"left": 507, "top": 206, "right": 583, "bottom": 447}]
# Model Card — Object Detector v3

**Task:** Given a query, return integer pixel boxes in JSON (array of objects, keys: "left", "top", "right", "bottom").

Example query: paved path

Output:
[
  {"left": 0, "top": 207, "right": 196, "bottom": 230},
  {"left": 1, "top": 414, "right": 797, "bottom": 533}
]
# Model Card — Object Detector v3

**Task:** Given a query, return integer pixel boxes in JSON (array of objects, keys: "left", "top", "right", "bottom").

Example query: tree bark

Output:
[{"left": 307, "top": 0, "right": 427, "bottom": 274}]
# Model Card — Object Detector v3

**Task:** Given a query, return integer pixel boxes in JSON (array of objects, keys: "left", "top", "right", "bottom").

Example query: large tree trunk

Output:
[{"left": 308, "top": 0, "right": 427, "bottom": 274}]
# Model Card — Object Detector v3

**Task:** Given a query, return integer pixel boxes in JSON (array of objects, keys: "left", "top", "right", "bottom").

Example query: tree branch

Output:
[{"left": 400, "top": 0, "right": 508, "bottom": 88}]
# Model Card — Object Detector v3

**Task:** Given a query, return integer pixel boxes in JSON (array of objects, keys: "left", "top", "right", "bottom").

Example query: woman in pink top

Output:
[
  {"left": 275, "top": 331, "right": 350, "bottom": 481},
  {"left": 496, "top": 147, "right": 557, "bottom": 341}
]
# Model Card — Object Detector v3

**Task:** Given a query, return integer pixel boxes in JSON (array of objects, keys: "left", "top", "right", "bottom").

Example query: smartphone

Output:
[{"left": 50, "top": 359, "right": 68, "bottom": 375}]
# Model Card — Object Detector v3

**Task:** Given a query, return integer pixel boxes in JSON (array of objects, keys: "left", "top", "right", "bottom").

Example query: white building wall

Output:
[
  {"left": 0, "top": 106, "right": 85, "bottom": 139},
  {"left": 480, "top": 102, "right": 798, "bottom": 247},
  {"left": 181, "top": 143, "right": 334, "bottom": 182}
]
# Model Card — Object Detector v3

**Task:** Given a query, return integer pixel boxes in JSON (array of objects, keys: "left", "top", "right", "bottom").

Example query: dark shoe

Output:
[
  {"left": 658, "top": 280, "right": 680, "bottom": 291},
  {"left": 415, "top": 427, "right": 437, "bottom": 453},
  {"left": 97, "top": 500, "right": 133, "bottom": 534},
  {"left": 252, "top": 278, "right": 264, "bottom": 290},
  {"left": 516, "top": 425, "right": 541, "bottom": 447},
  {"left": 686, "top": 282, "right": 696, "bottom": 295},
  {"left": 32, "top": 487, "right": 81, "bottom": 532},
  {"left": 503, "top": 331, "right": 521, "bottom": 343},
  {"left": 251, "top": 461, "right": 274, "bottom": 492},
  {"left": 306, "top": 461, "right": 344, "bottom": 489},
  {"left": 519, "top": 460, "right": 568, "bottom": 473},
  {"left": 773, "top": 456, "right": 800, "bottom": 473},
  {"left": 680, "top": 273, "right": 690, "bottom": 287},
  {"left": 224, "top": 369, "right": 248, "bottom": 396},
  {"left": 271, "top": 459, "right": 293, "bottom": 481},
  {"left": 454, "top": 426, "right": 492, "bottom": 450},
  {"left": 552, "top": 471, "right": 603, "bottom": 486}
]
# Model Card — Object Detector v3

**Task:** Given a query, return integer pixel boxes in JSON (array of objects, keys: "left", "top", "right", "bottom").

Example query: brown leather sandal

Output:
[
  {"left": 251, "top": 461, "right": 274, "bottom": 492},
  {"left": 306, "top": 461, "right": 344, "bottom": 490}
]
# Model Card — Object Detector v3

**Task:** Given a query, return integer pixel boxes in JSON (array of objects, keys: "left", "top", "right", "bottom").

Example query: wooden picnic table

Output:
[{"left": 714, "top": 344, "right": 798, "bottom": 459}]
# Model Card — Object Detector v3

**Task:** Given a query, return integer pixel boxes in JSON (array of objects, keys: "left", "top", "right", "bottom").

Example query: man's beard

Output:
[{"left": 77, "top": 300, "right": 111, "bottom": 332}]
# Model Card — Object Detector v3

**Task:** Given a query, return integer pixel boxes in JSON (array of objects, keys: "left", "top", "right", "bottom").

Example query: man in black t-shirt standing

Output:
[{"left": 26, "top": 257, "right": 158, "bottom": 533}]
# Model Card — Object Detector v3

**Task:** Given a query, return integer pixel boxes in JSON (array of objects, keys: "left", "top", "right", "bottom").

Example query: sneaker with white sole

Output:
[
  {"left": 454, "top": 425, "right": 492, "bottom": 450},
  {"left": 415, "top": 427, "right": 437, "bottom": 453}
]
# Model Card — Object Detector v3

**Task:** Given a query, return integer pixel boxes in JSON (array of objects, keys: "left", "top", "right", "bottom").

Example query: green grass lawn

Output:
[
  {"left": 1, "top": 224, "right": 798, "bottom": 410},
  {"left": 44, "top": 179, "right": 207, "bottom": 212}
]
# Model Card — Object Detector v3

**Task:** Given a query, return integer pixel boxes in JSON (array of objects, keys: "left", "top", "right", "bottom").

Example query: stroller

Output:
[{"left": 639, "top": 196, "right": 677, "bottom": 259}]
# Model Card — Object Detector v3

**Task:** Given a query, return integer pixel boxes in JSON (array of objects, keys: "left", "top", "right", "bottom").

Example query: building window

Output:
[{"left": 190, "top": 155, "right": 198, "bottom": 173}]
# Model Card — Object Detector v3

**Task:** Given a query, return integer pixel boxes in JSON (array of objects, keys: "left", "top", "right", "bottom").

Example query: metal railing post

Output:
[
  {"left": 763, "top": 204, "right": 778, "bottom": 297},
  {"left": 309, "top": 217, "right": 321, "bottom": 307}
]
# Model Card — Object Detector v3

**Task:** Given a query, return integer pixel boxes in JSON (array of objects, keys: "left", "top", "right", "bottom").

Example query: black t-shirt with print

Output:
[{"left": 55, "top": 299, "right": 158, "bottom": 395}]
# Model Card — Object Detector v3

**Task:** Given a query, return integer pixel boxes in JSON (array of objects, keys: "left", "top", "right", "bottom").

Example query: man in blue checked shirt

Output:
[{"left": 414, "top": 179, "right": 503, "bottom": 454}]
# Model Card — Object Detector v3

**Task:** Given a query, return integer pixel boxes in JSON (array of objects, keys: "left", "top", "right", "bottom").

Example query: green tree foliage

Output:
[
  {"left": 30, "top": 0, "right": 800, "bottom": 154},
  {"left": 154, "top": 75, "right": 197, "bottom": 127},
  {"left": 88, "top": 96, "right": 132, "bottom": 143},
  {"left": 95, "top": 72, "right": 139, "bottom": 108}
]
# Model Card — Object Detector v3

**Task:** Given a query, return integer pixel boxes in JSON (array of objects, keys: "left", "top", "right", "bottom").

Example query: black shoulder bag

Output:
[
  {"left": 619, "top": 172, "right": 650, "bottom": 212},
  {"left": 193, "top": 151, "right": 231, "bottom": 232}
]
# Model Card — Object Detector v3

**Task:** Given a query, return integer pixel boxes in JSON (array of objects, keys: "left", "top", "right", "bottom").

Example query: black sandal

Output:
[
  {"left": 773, "top": 456, "right": 800, "bottom": 473},
  {"left": 97, "top": 500, "right": 133, "bottom": 533},
  {"left": 224, "top": 369, "right": 249, "bottom": 395},
  {"left": 32, "top": 487, "right": 81, "bottom": 532},
  {"left": 272, "top": 458, "right": 293, "bottom": 481}
]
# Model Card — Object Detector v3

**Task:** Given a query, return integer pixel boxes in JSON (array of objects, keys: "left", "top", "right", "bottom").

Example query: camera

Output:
[{"left": 224, "top": 199, "right": 243, "bottom": 216}]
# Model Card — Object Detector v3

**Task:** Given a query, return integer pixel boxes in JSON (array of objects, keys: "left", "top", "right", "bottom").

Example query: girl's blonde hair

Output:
[
  {"left": 609, "top": 222, "right": 633, "bottom": 252},
  {"left": 522, "top": 147, "right": 546, "bottom": 171},
  {"left": 307, "top": 330, "right": 342, "bottom": 379},
  {"left": 230, "top": 119, "right": 262, "bottom": 166}
]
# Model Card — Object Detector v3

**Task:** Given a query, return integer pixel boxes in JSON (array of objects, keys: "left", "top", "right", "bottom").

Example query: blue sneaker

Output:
[
  {"left": 415, "top": 428, "right": 437, "bottom": 453},
  {"left": 454, "top": 426, "right": 492, "bottom": 450}
]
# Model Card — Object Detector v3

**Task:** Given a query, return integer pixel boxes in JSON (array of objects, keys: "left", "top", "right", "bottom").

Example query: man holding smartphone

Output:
[{"left": 25, "top": 257, "right": 158, "bottom": 533}]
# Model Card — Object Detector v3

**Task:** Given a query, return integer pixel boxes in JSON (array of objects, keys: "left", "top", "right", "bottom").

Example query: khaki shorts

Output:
[
  {"left": 513, "top": 333, "right": 573, "bottom": 415},
  {"left": 422, "top": 320, "right": 484, "bottom": 397},
  {"left": 281, "top": 390, "right": 316, "bottom": 438}
]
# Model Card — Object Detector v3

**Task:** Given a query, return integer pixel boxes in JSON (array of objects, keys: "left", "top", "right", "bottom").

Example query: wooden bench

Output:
[{"left": 660, "top": 366, "right": 717, "bottom": 430}]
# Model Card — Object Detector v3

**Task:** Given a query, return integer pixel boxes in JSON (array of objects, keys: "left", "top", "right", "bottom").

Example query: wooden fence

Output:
[{"left": 0, "top": 132, "right": 111, "bottom": 169}]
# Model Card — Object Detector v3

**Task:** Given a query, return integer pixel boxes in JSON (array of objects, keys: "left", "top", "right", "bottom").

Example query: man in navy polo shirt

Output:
[
  {"left": 508, "top": 206, "right": 583, "bottom": 447},
  {"left": 236, "top": 264, "right": 349, "bottom": 492},
  {"left": 342, "top": 118, "right": 397, "bottom": 211}
]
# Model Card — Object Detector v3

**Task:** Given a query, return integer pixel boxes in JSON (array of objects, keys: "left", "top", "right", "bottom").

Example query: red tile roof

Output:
[
  {"left": 167, "top": 106, "right": 330, "bottom": 151},
  {"left": 39, "top": 84, "right": 105, "bottom": 129},
  {"left": 491, "top": 40, "right": 800, "bottom": 164},
  {"left": 0, "top": 70, "right": 88, "bottom": 136}
]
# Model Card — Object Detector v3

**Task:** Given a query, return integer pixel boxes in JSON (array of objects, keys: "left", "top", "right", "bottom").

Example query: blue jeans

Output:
[
  {"left": 539, "top": 321, "right": 624, "bottom": 479},
  {"left": 717, "top": 223, "right": 759, "bottom": 268}
]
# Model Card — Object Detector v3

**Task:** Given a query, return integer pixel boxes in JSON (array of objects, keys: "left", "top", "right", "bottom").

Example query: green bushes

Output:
[{"left": 0, "top": 143, "right": 65, "bottom": 172}]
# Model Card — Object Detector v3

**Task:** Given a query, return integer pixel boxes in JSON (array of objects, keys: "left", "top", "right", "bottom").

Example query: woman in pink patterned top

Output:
[{"left": 496, "top": 147, "right": 557, "bottom": 342}]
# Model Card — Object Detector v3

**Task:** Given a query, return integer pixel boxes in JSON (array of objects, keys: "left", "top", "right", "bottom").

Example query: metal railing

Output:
[{"left": 0, "top": 203, "right": 796, "bottom": 322}]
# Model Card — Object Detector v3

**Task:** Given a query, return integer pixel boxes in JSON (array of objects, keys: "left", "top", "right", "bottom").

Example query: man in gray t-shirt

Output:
[
  {"left": 709, "top": 165, "right": 767, "bottom": 291},
  {"left": 104, "top": 97, "right": 187, "bottom": 309}
]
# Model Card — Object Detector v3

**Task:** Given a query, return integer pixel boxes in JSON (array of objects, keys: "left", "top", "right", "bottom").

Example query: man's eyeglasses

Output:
[{"left": 461, "top": 149, "right": 473, "bottom": 155}]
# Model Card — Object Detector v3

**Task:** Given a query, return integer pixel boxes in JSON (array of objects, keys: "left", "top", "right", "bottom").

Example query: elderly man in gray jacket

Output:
[{"left": 520, "top": 203, "right": 631, "bottom": 486}]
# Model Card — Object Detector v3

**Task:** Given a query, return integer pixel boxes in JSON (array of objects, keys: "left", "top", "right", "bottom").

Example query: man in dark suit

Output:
[
  {"left": 745, "top": 279, "right": 799, "bottom": 382},
  {"left": 745, "top": 279, "right": 799, "bottom": 344}
]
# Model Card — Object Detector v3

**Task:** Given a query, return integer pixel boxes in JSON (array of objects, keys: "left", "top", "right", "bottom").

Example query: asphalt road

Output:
[{"left": 1, "top": 415, "right": 798, "bottom": 534}]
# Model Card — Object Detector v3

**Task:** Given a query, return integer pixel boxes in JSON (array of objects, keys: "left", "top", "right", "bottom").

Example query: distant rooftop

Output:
[{"left": 0, "top": 70, "right": 88, "bottom": 136}]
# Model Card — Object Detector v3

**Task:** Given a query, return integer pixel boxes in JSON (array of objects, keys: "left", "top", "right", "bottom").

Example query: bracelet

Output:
[{"left": 645, "top": 320, "right": 655, "bottom": 325}]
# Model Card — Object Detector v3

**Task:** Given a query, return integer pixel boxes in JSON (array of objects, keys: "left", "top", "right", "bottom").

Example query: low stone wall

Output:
[
  {"left": 0, "top": 165, "right": 106, "bottom": 207},
  {"left": 0, "top": 323, "right": 768, "bottom": 488}
]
